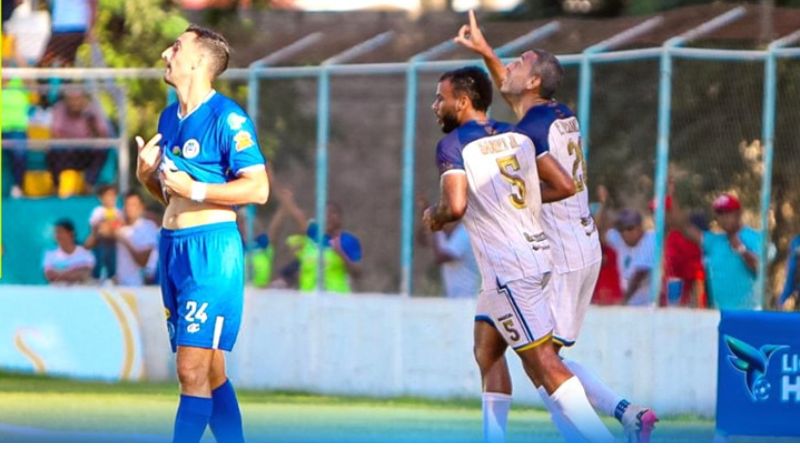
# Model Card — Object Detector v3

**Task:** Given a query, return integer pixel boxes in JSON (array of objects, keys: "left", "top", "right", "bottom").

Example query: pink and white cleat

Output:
[{"left": 622, "top": 407, "right": 659, "bottom": 443}]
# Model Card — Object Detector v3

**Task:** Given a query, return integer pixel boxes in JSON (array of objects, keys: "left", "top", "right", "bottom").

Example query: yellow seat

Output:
[
  {"left": 22, "top": 170, "right": 54, "bottom": 197},
  {"left": 27, "top": 124, "right": 51, "bottom": 140},
  {"left": 58, "top": 169, "right": 86, "bottom": 197}
]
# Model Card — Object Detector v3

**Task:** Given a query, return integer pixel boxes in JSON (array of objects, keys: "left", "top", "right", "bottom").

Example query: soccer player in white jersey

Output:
[
  {"left": 136, "top": 25, "right": 269, "bottom": 442},
  {"left": 424, "top": 66, "right": 613, "bottom": 443},
  {"left": 454, "top": 11, "right": 658, "bottom": 443}
]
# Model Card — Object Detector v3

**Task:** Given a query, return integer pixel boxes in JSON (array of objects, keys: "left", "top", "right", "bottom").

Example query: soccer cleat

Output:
[{"left": 621, "top": 406, "right": 658, "bottom": 443}]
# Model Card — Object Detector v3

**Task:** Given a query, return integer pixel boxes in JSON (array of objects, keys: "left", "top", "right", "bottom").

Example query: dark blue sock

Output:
[
  {"left": 173, "top": 394, "right": 213, "bottom": 443},
  {"left": 209, "top": 379, "right": 245, "bottom": 443},
  {"left": 614, "top": 399, "right": 631, "bottom": 422}
]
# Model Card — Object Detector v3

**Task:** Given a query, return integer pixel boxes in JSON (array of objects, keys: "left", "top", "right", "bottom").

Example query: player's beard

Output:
[{"left": 439, "top": 112, "right": 459, "bottom": 133}]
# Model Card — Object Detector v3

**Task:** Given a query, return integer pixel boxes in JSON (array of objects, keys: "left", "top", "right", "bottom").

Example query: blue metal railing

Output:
[{"left": 6, "top": 15, "right": 800, "bottom": 301}]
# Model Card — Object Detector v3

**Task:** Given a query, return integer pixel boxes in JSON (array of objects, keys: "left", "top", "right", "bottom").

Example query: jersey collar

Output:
[{"left": 177, "top": 89, "right": 217, "bottom": 121}]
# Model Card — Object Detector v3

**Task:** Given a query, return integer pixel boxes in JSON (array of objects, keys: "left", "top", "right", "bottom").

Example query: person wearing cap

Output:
[
  {"left": 683, "top": 193, "right": 768, "bottom": 310},
  {"left": 596, "top": 189, "right": 656, "bottom": 306}
]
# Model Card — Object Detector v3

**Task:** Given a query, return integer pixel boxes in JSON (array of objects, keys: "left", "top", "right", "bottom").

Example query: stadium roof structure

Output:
[{"left": 225, "top": 3, "right": 800, "bottom": 67}]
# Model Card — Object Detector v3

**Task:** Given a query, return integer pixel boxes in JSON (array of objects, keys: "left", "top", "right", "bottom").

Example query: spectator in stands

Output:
[
  {"left": 416, "top": 197, "right": 479, "bottom": 298},
  {"left": 43, "top": 218, "right": 95, "bottom": 284},
  {"left": 683, "top": 193, "right": 771, "bottom": 310},
  {"left": 592, "top": 243, "right": 624, "bottom": 305},
  {"left": 656, "top": 194, "right": 707, "bottom": 308},
  {"left": 596, "top": 186, "right": 656, "bottom": 306},
  {"left": 49, "top": 85, "right": 111, "bottom": 196},
  {"left": 276, "top": 188, "right": 362, "bottom": 293},
  {"left": 1, "top": 77, "right": 30, "bottom": 198},
  {"left": 113, "top": 191, "right": 159, "bottom": 286},
  {"left": 38, "top": 0, "right": 97, "bottom": 67},
  {"left": 85, "top": 184, "right": 121, "bottom": 280},
  {"left": 250, "top": 233, "right": 274, "bottom": 288},
  {"left": 591, "top": 187, "right": 624, "bottom": 305},
  {"left": 778, "top": 234, "right": 800, "bottom": 311},
  {"left": 143, "top": 203, "right": 163, "bottom": 285}
]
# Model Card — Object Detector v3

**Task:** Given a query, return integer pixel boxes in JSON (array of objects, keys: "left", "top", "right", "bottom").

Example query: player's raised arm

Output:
[{"left": 454, "top": 11, "right": 510, "bottom": 105}]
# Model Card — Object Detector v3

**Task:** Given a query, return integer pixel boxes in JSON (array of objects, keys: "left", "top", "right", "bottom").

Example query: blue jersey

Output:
[
  {"left": 155, "top": 91, "right": 263, "bottom": 353},
  {"left": 157, "top": 90, "right": 266, "bottom": 188}
]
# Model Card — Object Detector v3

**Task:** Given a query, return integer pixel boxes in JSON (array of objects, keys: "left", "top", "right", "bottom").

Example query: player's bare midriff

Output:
[{"left": 163, "top": 196, "right": 236, "bottom": 230}]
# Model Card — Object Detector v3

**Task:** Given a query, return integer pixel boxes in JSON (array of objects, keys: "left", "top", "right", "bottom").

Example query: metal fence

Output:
[{"left": 4, "top": 7, "right": 800, "bottom": 306}]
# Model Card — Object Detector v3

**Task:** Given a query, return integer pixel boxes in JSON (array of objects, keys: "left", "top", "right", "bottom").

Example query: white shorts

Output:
[
  {"left": 475, "top": 273, "right": 555, "bottom": 352},
  {"left": 549, "top": 261, "right": 601, "bottom": 347}
]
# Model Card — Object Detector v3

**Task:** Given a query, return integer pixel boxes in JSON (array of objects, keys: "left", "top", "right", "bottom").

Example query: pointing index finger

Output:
[{"left": 469, "top": 9, "right": 478, "bottom": 31}]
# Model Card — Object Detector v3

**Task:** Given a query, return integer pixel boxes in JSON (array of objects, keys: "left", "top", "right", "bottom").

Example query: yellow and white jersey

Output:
[
  {"left": 436, "top": 120, "right": 553, "bottom": 289},
  {"left": 516, "top": 101, "right": 601, "bottom": 274}
]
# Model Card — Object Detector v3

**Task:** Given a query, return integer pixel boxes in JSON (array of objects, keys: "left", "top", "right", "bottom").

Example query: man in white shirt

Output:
[
  {"left": 431, "top": 222, "right": 480, "bottom": 298},
  {"left": 43, "top": 219, "right": 95, "bottom": 284},
  {"left": 604, "top": 209, "right": 655, "bottom": 306},
  {"left": 114, "top": 191, "right": 159, "bottom": 286}
]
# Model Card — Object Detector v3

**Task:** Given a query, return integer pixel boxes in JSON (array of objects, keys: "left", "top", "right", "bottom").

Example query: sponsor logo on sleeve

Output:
[
  {"left": 234, "top": 130, "right": 255, "bottom": 152},
  {"left": 227, "top": 112, "right": 247, "bottom": 131}
]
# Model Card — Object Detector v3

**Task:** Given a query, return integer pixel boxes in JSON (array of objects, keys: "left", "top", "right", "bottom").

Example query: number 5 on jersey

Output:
[{"left": 496, "top": 155, "right": 527, "bottom": 209}]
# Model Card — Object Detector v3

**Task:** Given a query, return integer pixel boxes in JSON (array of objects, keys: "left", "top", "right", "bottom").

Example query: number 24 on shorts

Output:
[{"left": 185, "top": 301, "right": 209, "bottom": 323}]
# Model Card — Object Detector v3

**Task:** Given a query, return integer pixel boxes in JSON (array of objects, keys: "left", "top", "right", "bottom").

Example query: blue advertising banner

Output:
[
  {"left": 0, "top": 287, "right": 144, "bottom": 381},
  {"left": 717, "top": 310, "right": 800, "bottom": 438}
]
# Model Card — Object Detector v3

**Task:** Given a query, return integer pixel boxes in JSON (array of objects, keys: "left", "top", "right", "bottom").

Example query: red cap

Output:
[
  {"left": 712, "top": 194, "right": 741, "bottom": 213},
  {"left": 648, "top": 195, "right": 673, "bottom": 212}
]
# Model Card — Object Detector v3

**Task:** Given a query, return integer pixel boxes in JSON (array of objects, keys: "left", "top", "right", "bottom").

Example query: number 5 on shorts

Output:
[{"left": 502, "top": 318, "right": 520, "bottom": 342}]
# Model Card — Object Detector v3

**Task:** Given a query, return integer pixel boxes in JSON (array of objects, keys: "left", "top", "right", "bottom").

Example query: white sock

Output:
[
  {"left": 537, "top": 385, "right": 584, "bottom": 442},
  {"left": 564, "top": 359, "right": 625, "bottom": 419},
  {"left": 482, "top": 392, "right": 511, "bottom": 443},
  {"left": 549, "top": 376, "right": 614, "bottom": 443}
]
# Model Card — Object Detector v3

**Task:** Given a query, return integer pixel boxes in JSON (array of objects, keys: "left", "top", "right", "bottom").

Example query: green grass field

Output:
[{"left": 0, "top": 372, "right": 716, "bottom": 443}]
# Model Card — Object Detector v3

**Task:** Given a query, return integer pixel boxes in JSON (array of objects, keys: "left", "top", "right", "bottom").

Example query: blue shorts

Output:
[{"left": 159, "top": 221, "right": 244, "bottom": 352}]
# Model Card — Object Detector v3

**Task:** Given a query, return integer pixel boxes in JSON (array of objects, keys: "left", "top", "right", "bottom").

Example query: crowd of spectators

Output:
[
  {"left": 3, "top": 0, "right": 111, "bottom": 199},
  {"left": 590, "top": 181, "right": 790, "bottom": 311}
]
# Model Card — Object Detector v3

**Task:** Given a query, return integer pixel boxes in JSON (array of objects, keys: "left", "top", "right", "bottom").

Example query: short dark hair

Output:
[
  {"left": 185, "top": 24, "right": 230, "bottom": 79},
  {"left": 55, "top": 218, "right": 75, "bottom": 234},
  {"left": 124, "top": 190, "right": 143, "bottom": 201},
  {"left": 530, "top": 49, "right": 563, "bottom": 99},
  {"left": 96, "top": 184, "right": 118, "bottom": 196},
  {"left": 439, "top": 66, "right": 493, "bottom": 112}
]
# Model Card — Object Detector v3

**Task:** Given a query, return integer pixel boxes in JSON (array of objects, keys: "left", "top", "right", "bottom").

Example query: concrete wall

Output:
[
  {"left": 129, "top": 287, "right": 719, "bottom": 417},
  {"left": 0, "top": 286, "right": 720, "bottom": 417}
]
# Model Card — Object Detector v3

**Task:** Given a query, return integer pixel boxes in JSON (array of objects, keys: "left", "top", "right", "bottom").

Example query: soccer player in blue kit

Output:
[{"left": 135, "top": 25, "right": 269, "bottom": 443}]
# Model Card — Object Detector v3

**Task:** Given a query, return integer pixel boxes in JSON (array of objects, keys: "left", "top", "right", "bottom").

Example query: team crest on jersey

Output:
[
  {"left": 234, "top": 130, "right": 254, "bottom": 152},
  {"left": 227, "top": 112, "right": 247, "bottom": 131},
  {"left": 182, "top": 139, "right": 201, "bottom": 159}
]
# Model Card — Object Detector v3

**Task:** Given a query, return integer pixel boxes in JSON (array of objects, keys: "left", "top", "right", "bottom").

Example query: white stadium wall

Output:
[{"left": 0, "top": 286, "right": 720, "bottom": 417}]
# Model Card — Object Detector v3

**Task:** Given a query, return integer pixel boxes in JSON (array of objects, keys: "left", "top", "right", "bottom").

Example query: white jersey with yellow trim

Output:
[
  {"left": 436, "top": 120, "right": 553, "bottom": 289},
  {"left": 516, "top": 101, "right": 601, "bottom": 274}
]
